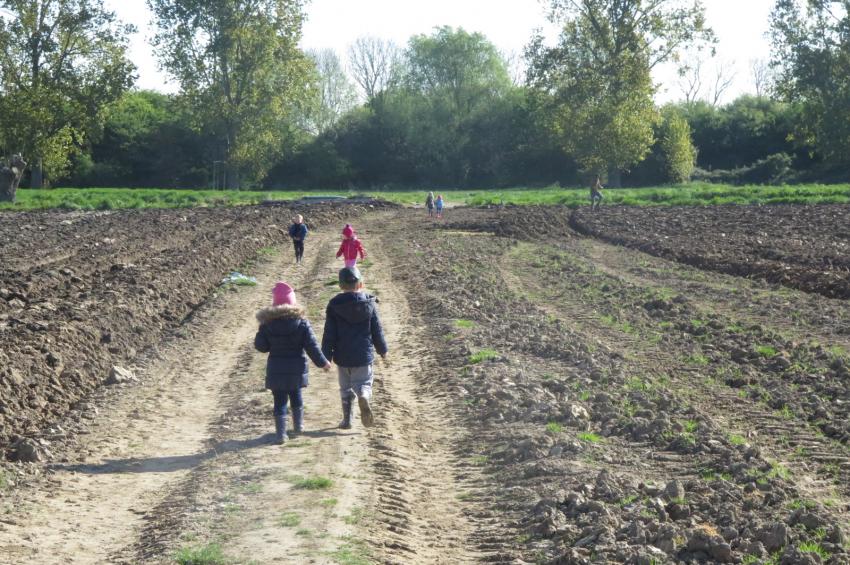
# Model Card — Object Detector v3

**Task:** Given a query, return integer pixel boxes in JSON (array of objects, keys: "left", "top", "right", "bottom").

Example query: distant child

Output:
[
  {"left": 255, "top": 282, "right": 330, "bottom": 444},
  {"left": 590, "top": 176, "right": 604, "bottom": 211},
  {"left": 336, "top": 224, "right": 366, "bottom": 268},
  {"left": 435, "top": 194, "right": 444, "bottom": 219},
  {"left": 288, "top": 214, "right": 308, "bottom": 264},
  {"left": 425, "top": 191, "right": 435, "bottom": 217},
  {"left": 321, "top": 267, "right": 388, "bottom": 429}
]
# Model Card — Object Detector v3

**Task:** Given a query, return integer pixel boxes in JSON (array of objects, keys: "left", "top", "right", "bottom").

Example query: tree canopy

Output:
[
  {"left": 0, "top": 0, "right": 136, "bottom": 186},
  {"left": 147, "top": 0, "right": 313, "bottom": 188}
]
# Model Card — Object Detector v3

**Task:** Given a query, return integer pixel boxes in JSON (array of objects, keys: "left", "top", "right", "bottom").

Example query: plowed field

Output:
[{"left": 1, "top": 203, "right": 848, "bottom": 565}]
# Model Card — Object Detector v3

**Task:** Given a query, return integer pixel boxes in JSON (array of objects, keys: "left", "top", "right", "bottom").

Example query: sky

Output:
[{"left": 107, "top": 0, "right": 776, "bottom": 104}]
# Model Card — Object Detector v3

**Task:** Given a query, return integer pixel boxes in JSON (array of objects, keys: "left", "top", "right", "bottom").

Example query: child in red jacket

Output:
[{"left": 336, "top": 224, "right": 366, "bottom": 268}]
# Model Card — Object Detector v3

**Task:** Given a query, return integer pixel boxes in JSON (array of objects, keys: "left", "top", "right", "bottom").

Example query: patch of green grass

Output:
[
  {"left": 756, "top": 344, "right": 778, "bottom": 358},
  {"left": 778, "top": 405, "right": 794, "bottom": 420},
  {"left": 767, "top": 462, "right": 791, "bottom": 481},
  {"left": 625, "top": 376, "right": 651, "bottom": 392},
  {"left": 579, "top": 390, "right": 592, "bottom": 401},
  {"left": 471, "top": 455, "right": 489, "bottom": 466},
  {"left": 685, "top": 353, "right": 710, "bottom": 366},
  {"left": 279, "top": 512, "right": 301, "bottom": 528},
  {"left": 729, "top": 434, "right": 747, "bottom": 446},
  {"left": 239, "top": 482, "right": 263, "bottom": 494},
  {"left": 469, "top": 349, "right": 499, "bottom": 364},
  {"left": 257, "top": 246, "right": 277, "bottom": 256},
  {"left": 174, "top": 543, "right": 226, "bottom": 565},
  {"left": 700, "top": 468, "right": 732, "bottom": 482},
  {"left": 343, "top": 507, "right": 368, "bottom": 525},
  {"left": 327, "top": 537, "right": 372, "bottom": 565},
  {"left": 320, "top": 498, "right": 338, "bottom": 508},
  {"left": 454, "top": 319, "right": 476, "bottom": 329},
  {"left": 682, "top": 420, "right": 699, "bottom": 434},
  {"left": 296, "top": 528, "right": 313, "bottom": 537},
  {"left": 577, "top": 432, "right": 603, "bottom": 443},
  {"left": 618, "top": 494, "right": 639, "bottom": 506},
  {"left": 546, "top": 421, "right": 564, "bottom": 434},
  {"left": 798, "top": 541, "right": 829, "bottom": 559},
  {"left": 293, "top": 476, "right": 333, "bottom": 490},
  {"left": 8, "top": 183, "right": 850, "bottom": 212}
]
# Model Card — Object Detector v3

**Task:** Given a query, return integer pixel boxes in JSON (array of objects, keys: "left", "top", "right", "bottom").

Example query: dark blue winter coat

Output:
[
  {"left": 288, "top": 223, "right": 308, "bottom": 241},
  {"left": 321, "top": 292, "right": 388, "bottom": 368},
  {"left": 254, "top": 305, "right": 328, "bottom": 391}
]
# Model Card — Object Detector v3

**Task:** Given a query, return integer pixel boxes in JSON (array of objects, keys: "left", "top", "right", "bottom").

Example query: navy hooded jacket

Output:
[
  {"left": 254, "top": 305, "right": 328, "bottom": 391},
  {"left": 288, "top": 223, "right": 308, "bottom": 241},
  {"left": 321, "top": 292, "right": 388, "bottom": 367}
]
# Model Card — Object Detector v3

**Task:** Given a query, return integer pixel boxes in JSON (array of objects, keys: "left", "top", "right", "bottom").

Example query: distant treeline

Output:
[
  {"left": 63, "top": 89, "right": 822, "bottom": 190},
  {"left": 2, "top": 1, "right": 846, "bottom": 191}
]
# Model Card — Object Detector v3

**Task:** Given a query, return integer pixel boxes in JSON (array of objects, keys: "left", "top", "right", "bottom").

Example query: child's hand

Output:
[{"left": 322, "top": 362, "right": 332, "bottom": 372}]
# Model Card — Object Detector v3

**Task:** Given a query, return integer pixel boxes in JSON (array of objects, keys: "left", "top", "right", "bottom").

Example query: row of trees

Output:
[{"left": 1, "top": 0, "right": 848, "bottom": 194}]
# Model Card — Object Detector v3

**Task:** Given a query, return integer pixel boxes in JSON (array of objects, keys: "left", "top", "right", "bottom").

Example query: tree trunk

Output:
[
  {"left": 31, "top": 157, "right": 43, "bottom": 189},
  {"left": 607, "top": 166, "right": 622, "bottom": 188},
  {"left": 0, "top": 155, "right": 27, "bottom": 203}
]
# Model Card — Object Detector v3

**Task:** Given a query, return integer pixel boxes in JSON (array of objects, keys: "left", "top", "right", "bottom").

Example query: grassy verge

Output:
[{"left": 3, "top": 183, "right": 850, "bottom": 211}]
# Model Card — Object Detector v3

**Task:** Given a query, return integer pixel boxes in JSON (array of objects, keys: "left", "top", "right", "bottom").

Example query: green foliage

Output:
[
  {"left": 293, "top": 476, "right": 333, "bottom": 490},
  {"left": 147, "top": 0, "right": 313, "bottom": 188},
  {"left": 279, "top": 512, "right": 301, "bottom": 527},
  {"left": 528, "top": 0, "right": 712, "bottom": 180},
  {"left": 469, "top": 349, "right": 499, "bottom": 364},
  {"left": 546, "top": 421, "right": 564, "bottom": 434},
  {"left": 772, "top": 0, "right": 850, "bottom": 168},
  {"left": 658, "top": 109, "right": 697, "bottom": 184},
  {"left": 175, "top": 543, "right": 226, "bottom": 565},
  {"left": 577, "top": 432, "right": 603, "bottom": 443},
  {"left": 9, "top": 183, "right": 850, "bottom": 212},
  {"left": 454, "top": 319, "right": 475, "bottom": 329},
  {"left": 0, "top": 0, "right": 136, "bottom": 186}
]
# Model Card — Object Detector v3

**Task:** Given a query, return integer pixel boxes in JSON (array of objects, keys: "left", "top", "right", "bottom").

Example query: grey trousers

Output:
[{"left": 337, "top": 365, "right": 374, "bottom": 401}]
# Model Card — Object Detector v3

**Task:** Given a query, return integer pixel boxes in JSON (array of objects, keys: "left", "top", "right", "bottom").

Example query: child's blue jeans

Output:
[{"left": 272, "top": 389, "right": 303, "bottom": 415}]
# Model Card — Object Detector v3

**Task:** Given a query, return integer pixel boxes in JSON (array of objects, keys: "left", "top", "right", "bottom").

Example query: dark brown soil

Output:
[{"left": 571, "top": 204, "right": 850, "bottom": 299}]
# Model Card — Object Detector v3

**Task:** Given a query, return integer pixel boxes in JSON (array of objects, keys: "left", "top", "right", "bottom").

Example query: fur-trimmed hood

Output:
[{"left": 256, "top": 304, "right": 307, "bottom": 325}]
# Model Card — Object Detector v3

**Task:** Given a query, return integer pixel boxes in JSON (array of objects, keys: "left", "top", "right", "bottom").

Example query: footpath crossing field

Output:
[{"left": 0, "top": 203, "right": 849, "bottom": 564}]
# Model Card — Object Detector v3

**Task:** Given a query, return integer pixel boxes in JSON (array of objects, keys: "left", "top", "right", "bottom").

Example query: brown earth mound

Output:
[{"left": 571, "top": 204, "right": 850, "bottom": 299}]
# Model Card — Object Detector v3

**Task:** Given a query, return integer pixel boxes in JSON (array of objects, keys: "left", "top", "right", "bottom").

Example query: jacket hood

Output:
[
  {"left": 256, "top": 304, "right": 306, "bottom": 325},
  {"left": 329, "top": 292, "right": 376, "bottom": 324}
]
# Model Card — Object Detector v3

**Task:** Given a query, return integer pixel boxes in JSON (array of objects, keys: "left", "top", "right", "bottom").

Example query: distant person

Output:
[
  {"left": 336, "top": 223, "right": 367, "bottom": 268},
  {"left": 288, "top": 214, "right": 308, "bottom": 264},
  {"left": 435, "top": 194, "right": 444, "bottom": 219},
  {"left": 425, "top": 191, "right": 435, "bottom": 217},
  {"left": 254, "top": 282, "right": 331, "bottom": 444},
  {"left": 321, "top": 267, "right": 388, "bottom": 430},
  {"left": 590, "top": 176, "right": 604, "bottom": 211}
]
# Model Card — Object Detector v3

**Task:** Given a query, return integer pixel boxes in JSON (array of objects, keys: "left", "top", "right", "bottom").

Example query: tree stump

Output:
[{"left": 0, "top": 155, "right": 27, "bottom": 203}]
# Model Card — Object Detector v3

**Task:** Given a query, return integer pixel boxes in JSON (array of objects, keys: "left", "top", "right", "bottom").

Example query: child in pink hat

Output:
[
  {"left": 336, "top": 224, "right": 367, "bottom": 269},
  {"left": 255, "top": 281, "right": 330, "bottom": 444}
]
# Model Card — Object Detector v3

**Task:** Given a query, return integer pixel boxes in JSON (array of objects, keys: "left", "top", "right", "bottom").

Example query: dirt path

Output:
[{"left": 1, "top": 215, "right": 493, "bottom": 565}]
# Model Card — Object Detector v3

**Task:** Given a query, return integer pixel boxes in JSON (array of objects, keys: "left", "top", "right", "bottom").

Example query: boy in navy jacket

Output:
[
  {"left": 288, "top": 214, "right": 308, "bottom": 264},
  {"left": 321, "top": 267, "right": 388, "bottom": 429}
]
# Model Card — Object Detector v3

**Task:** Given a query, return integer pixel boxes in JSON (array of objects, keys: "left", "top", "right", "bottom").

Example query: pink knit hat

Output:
[
  {"left": 272, "top": 282, "right": 296, "bottom": 306},
  {"left": 342, "top": 224, "right": 354, "bottom": 238}
]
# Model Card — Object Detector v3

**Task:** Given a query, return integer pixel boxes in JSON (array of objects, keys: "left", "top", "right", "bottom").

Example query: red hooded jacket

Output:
[{"left": 336, "top": 237, "right": 366, "bottom": 261}]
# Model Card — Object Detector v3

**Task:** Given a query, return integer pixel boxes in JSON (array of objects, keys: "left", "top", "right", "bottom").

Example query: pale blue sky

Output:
[{"left": 108, "top": 0, "right": 775, "bottom": 103}]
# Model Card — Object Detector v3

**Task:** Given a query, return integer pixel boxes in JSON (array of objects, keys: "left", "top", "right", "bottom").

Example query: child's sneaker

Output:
[{"left": 358, "top": 396, "right": 374, "bottom": 428}]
